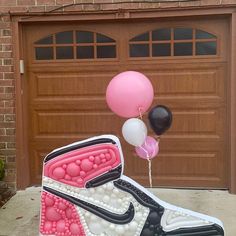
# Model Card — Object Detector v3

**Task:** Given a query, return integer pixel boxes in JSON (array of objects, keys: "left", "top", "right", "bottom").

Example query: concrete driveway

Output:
[{"left": 0, "top": 187, "right": 236, "bottom": 236}]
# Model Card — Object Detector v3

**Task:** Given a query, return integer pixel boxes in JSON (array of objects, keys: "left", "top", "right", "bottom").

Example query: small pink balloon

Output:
[
  {"left": 106, "top": 71, "right": 154, "bottom": 118},
  {"left": 135, "top": 136, "right": 159, "bottom": 160},
  {"left": 45, "top": 207, "right": 62, "bottom": 221}
]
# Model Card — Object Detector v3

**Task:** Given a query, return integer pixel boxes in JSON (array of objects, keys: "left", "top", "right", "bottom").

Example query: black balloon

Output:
[{"left": 148, "top": 105, "right": 172, "bottom": 136}]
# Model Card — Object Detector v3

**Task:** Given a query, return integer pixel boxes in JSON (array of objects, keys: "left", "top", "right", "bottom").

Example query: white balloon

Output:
[{"left": 122, "top": 118, "right": 147, "bottom": 146}]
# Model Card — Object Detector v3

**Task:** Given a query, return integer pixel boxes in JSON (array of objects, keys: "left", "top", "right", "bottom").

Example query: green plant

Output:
[{"left": 0, "top": 159, "right": 5, "bottom": 181}]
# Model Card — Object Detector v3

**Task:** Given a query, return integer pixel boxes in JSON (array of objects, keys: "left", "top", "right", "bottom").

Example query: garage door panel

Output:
[
  {"left": 33, "top": 111, "right": 121, "bottom": 136},
  {"left": 32, "top": 107, "right": 224, "bottom": 138},
  {"left": 30, "top": 72, "right": 117, "bottom": 99},
  {"left": 120, "top": 137, "right": 227, "bottom": 185},
  {"left": 139, "top": 65, "right": 225, "bottom": 98},
  {"left": 29, "top": 63, "right": 121, "bottom": 72},
  {"left": 124, "top": 145, "right": 225, "bottom": 187},
  {"left": 34, "top": 72, "right": 117, "bottom": 98},
  {"left": 134, "top": 153, "right": 219, "bottom": 177},
  {"left": 169, "top": 109, "right": 223, "bottom": 137},
  {"left": 151, "top": 71, "right": 217, "bottom": 95},
  {"left": 141, "top": 107, "right": 224, "bottom": 138},
  {"left": 31, "top": 101, "right": 108, "bottom": 110},
  {"left": 131, "top": 150, "right": 224, "bottom": 186},
  {"left": 137, "top": 139, "right": 226, "bottom": 187},
  {"left": 30, "top": 66, "right": 225, "bottom": 100},
  {"left": 154, "top": 98, "right": 226, "bottom": 109}
]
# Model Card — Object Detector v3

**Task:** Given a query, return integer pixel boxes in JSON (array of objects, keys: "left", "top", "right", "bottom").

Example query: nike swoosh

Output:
[{"left": 43, "top": 186, "right": 135, "bottom": 224}]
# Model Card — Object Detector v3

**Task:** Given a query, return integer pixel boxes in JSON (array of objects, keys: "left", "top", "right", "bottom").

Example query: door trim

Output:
[
  {"left": 12, "top": 20, "right": 31, "bottom": 189},
  {"left": 229, "top": 12, "right": 236, "bottom": 194}
]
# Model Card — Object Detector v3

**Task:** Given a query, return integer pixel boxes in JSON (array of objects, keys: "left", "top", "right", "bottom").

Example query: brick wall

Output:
[
  {"left": 0, "top": 0, "right": 235, "bottom": 189},
  {"left": 0, "top": 10, "right": 15, "bottom": 188}
]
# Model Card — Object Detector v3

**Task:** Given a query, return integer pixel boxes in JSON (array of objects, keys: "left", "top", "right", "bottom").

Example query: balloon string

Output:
[
  {"left": 138, "top": 107, "right": 143, "bottom": 120},
  {"left": 138, "top": 146, "right": 152, "bottom": 187},
  {"left": 148, "top": 158, "right": 153, "bottom": 188}
]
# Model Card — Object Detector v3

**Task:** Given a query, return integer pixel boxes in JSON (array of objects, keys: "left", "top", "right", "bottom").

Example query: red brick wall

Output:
[
  {"left": 0, "top": 0, "right": 235, "bottom": 189},
  {"left": 0, "top": 11, "right": 15, "bottom": 188}
]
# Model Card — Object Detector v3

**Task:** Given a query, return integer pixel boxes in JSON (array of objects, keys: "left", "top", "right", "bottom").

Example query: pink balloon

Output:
[
  {"left": 106, "top": 71, "right": 154, "bottom": 118},
  {"left": 135, "top": 136, "right": 159, "bottom": 160}
]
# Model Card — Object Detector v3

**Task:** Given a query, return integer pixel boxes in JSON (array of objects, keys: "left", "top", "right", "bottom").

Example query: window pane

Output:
[
  {"left": 97, "top": 45, "right": 116, "bottom": 58},
  {"left": 130, "top": 32, "right": 149, "bottom": 42},
  {"left": 76, "top": 31, "right": 94, "bottom": 43},
  {"left": 196, "top": 42, "right": 216, "bottom": 55},
  {"left": 130, "top": 44, "right": 149, "bottom": 57},
  {"left": 196, "top": 30, "right": 216, "bottom": 39},
  {"left": 56, "top": 31, "right": 73, "bottom": 44},
  {"left": 152, "top": 28, "right": 171, "bottom": 41},
  {"left": 174, "top": 43, "right": 193, "bottom": 56},
  {"left": 35, "top": 35, "right": 53, "bottom": 45},
  {"left": 35, "top": 47, "right": 53, "bottom": 60},
  {"left": 174, "top": 28, "right": 193, "bottom": 40},
  {"left": 96, "top": 33, "right": 114, "bottom": 43},
  {"left": 56, "top": 46, "right": 73, "bottom": 59},
  {"left": 152, "top": 43, "right": 171, "bottom": 57},
  {"left": 77, "top": 46, "right": 94, "bottom": 59}
]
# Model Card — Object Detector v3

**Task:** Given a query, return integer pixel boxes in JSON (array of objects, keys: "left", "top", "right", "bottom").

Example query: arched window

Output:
[
  {"left": 34, "top": 31, "right": 117, "bottom": 60},
  {"left": 129, "top": 28, "right": 217, "bottom": 58}
]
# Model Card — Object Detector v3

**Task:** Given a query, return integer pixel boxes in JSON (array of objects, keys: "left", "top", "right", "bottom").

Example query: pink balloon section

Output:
[
  {"left": 41, "top": 191, "right": 85, "bottom": 236},
  {"left": 41, "top": 144, "right": 121, "bottom": 236},
  {"left": 106, "top": 71, "right": 159, "bottom": 159}
]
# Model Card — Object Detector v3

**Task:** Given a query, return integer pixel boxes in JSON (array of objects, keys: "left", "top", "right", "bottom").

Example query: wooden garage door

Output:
[{"left": 22, "top": 17, "right": 228, "bottom": 188}]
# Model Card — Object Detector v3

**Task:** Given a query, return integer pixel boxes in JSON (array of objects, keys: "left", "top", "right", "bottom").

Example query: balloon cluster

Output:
[{"left": 106, "top": 71, "right": 172, "bottom": 162}]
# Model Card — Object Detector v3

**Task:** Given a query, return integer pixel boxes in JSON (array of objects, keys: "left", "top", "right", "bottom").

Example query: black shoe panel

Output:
[
  {"left": 165, "top": 224, "right": 224, "bottom": 236},
  {"left": 86, "top": 165, "right": 122, "bottom": 188},
  {"left": 114, "top": 179, "right": 164, "bottom": 212},
  {"left": 114, "top": 179, "right": 224, "bottom": 236}
]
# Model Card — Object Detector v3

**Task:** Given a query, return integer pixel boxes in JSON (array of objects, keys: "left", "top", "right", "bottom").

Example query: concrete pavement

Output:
[{"left": 0, "top": 187, "right": 235, "bottom": 235}]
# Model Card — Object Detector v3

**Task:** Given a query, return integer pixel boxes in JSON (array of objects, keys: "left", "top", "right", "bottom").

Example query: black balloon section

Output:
[{"left": 148, "top": 105, "right": 173, "bottom": 136}]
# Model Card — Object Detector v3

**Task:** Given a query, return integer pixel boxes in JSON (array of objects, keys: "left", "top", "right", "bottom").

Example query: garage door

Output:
[{"left": 22, "top": 17, "right": 228, "bottom": 188}]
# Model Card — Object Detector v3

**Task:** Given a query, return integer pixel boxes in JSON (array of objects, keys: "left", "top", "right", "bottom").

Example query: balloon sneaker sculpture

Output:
[{"left": 39, "top": 135, "right": 224, "bottom": 236}]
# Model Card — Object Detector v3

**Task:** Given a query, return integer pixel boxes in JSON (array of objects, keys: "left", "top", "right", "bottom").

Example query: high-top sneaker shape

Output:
[{"left": 40, "top": 135, "right": 224, "bottom": 236}]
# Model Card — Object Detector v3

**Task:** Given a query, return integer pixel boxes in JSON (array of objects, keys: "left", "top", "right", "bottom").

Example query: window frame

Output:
[
  {"left": 128, "top": 27, "right": 219, "bottom": 60},
  {"left": 33, "top": 30, "right": 118, "bottom": 62}
]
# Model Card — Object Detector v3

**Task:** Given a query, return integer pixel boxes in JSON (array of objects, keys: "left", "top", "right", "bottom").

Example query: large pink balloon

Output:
[
  {"left": 106, "top": 71, "right": 154, "bottom": 118},
  {"left": 135, "top": 136, "right": 159, "bottom": 160}
]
